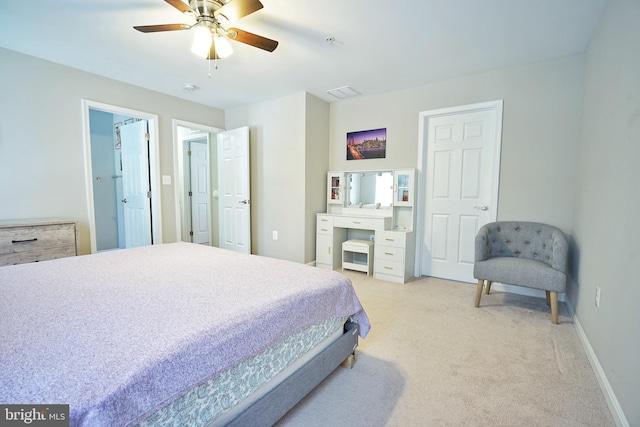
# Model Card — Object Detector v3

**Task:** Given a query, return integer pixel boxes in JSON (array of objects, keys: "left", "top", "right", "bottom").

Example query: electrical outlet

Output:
[
  {"left": 272, "top": 231, "right": 278, "bottom": 240},
  {"left": 595, "top": 287, "right": 601, "bottom": 308}
]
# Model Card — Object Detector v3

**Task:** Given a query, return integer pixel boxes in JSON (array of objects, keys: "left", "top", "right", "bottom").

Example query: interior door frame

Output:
[
  {"left": 172, "top": 119, "right": 223, "bottom": 243},
  {"left": 82, "top": 99, "right": 162, "bottom": 254},
  {"left": 185, "top": 137, "right": 211, "bottom": 244},
  {"left": 415, "top": 100, "right": 503, "bottom": 278}
]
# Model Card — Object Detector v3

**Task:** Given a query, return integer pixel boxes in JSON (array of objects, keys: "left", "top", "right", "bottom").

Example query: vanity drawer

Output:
[
  {"left": 374, "top": 258, "right": 405, "bottom": 277},
  {"left": 375, "top": 231, "right": 407, "bottom": 248},
  {"left": 0, "top": 220, "right": 78, "bottom": 266},
  {"left": 333, "top": 215, "right": 390, "bottom": 231},
  {"left": 316, "top": 215, "right": 333, "bottom": 235},
  {"left": 375, "top": 245, "right": 405, "bottom": 263}
]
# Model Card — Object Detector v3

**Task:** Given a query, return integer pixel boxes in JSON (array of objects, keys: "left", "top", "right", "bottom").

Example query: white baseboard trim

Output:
[{"left": 573, "top": 315, "right": 629, "bottom": 427}]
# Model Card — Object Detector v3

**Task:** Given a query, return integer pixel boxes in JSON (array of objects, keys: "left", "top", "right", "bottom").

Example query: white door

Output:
[
  {"left": 189, "top": 140, "right": 211, "bottom": 245},
  {"left": 218, "top": 127, "right": 251, "bottom": 254},
  {"left": 420, "top": 102, "right": 502, "bottom": 282},
  {"left": 121, "top": 120, "right": 152, "bottom": 248}
]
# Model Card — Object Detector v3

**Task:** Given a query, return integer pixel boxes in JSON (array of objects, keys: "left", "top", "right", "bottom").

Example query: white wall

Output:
[
  {"left": 225, "top": 92, "right": 329, "bottom": 263},
  {"left": 571, "top": 0, "right": 640, "bottom": 424},
  {"left": 0, "top": 48, "right": 225, "bottom": 254},
  {"left": 304, "top": 95, "right": 331, "bottom": 264},
  {"left": 226, "top": 93, "right": 306, "bottom": 261},
  {"left": 330, "top": 55, "right": 584, "bottom": 232}
]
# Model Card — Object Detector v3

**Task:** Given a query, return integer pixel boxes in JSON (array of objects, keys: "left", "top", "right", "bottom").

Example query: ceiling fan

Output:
[{"left": 134, "top": 0, "right": 278, "bottom": 60}]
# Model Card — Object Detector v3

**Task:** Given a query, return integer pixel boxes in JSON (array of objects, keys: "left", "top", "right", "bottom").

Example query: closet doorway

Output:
[{"left": 416, "top": 100, "right": 503, "bottom": 282}]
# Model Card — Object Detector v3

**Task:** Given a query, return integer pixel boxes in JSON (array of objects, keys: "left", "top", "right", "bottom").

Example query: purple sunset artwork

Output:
[{"left": 346, "top": 128, "right": 386, "bottom": 160}]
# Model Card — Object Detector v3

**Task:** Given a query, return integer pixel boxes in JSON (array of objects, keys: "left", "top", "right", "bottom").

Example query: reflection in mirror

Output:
[{"left": 347, "top": 171, "right": 393, "bottom": 208}]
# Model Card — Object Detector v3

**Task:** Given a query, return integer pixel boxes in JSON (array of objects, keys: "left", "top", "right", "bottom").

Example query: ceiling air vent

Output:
[{"left": 326, "top": 86, "right": 360, "bottom": 99}]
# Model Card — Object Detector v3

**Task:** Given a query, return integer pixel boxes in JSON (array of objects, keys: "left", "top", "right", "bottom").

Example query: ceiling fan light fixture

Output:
[
  {"left": 213, "top": 34, "right": 233, "bottom": 58},
  {"left": 191, "top": 26, "right": 212, "bottom": 58}
]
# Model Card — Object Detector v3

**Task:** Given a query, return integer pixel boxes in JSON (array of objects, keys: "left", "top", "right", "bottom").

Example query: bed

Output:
[{"left": 0, "top": 242, "right": 370, "bottom": 427}]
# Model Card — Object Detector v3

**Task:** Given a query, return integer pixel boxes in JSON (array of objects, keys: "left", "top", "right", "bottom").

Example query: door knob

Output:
[
  {"left": 239, "top": 199, "right": 250, "bottom": 205},
  {"left": 474, "top": 205, "right": 488, "bottom": 211},
  {"left": 121, "top": 198, "right": 128, "bottom": 203}
]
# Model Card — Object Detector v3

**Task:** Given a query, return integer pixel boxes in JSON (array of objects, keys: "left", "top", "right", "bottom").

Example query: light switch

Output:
[{"left": 162, "top": 175, "right": 172, "bottom": 185}]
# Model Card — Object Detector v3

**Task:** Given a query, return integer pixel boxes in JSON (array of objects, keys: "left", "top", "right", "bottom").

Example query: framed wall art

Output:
[{"left": 346, "top": 128, "right": 386, "bottom": 160}]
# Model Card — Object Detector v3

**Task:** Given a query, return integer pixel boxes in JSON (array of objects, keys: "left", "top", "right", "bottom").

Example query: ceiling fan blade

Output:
[
  {"left": 228, "top": 28, "right": 278, "bottom": 52},
  {"left": 215, "top": 0, "right": 263, "bottom": 22},
  {"left": 134, "top": 23, "right": 189, "bottom": 33},
  {"left": 164, "top": 0, "right": 194, "bottom": 14}
]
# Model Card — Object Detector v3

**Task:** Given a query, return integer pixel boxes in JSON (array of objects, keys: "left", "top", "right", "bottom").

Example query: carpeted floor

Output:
[{"left": 276, "top": 272, "right": 615, "bottom": 427}]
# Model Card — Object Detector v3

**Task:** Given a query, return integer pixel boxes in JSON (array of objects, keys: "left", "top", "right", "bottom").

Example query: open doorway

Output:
[
  {"left": 172, "top": 120, "right": 223, "bottom": 246},
  {"left": 82, "top": 100, "right": 162, "bottom": 253}
]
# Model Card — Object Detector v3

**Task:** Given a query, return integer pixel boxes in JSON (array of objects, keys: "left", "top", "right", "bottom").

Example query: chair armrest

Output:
[
  {"left": 550, "top": 229, "right": 569, "bottom": 273},
  {"left": 475, "top": 226, "right": 490, "bottom": 262}
]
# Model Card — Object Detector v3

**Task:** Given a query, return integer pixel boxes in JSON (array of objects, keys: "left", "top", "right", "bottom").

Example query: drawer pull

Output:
[
  {"left": 384, "top": 266, "right": 393, "bottom": 270},
  {"left": 385, "top": 238, "right": 395, "bottom": 242},
  {"left": 353, "top": 221, "right": 361, "bottom": 224},
  {"left": 12, "top": 238, "right": 38, "bottom": 244},
  {"left": 321, "top": 218, "right": 329, "bottom": 222},
  {"left": 385, "top": 252, "right": 394, "bottom": 255},
  {"left": 320, "top": 228, "right": 329, "bottom": 232}
]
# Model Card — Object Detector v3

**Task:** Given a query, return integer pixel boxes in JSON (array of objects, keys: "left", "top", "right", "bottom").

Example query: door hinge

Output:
[
  {"left": 145, "top": 133, "right": 150, "bottom": 142},
  {"left": 187, "top": 150, "right": 192, "bottom": 157},
  {"left": 147, "top": 190, "right": 152, "bottom": 198},
  {"left": 190, "top": 231, "right": 194, "bottom": 236},
  {"left": 188, "top": 191, "right": 192, "bottom": 197}
]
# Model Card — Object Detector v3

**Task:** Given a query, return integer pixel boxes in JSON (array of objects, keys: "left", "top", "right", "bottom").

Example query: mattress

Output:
[
  {"left": 0, "top": 242, "right": 370, "bottom": 427},
  {"left": 135, "top": 316, "right": 348, "bottom": 427}
]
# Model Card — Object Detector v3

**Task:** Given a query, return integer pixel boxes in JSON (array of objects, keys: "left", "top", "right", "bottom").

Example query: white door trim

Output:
[
  {"left": 172, "top": 119, "right": 224, "bottom": 242},
  {"left": 82, "top": 99, "right": 162, "bottom": 254},
  {"left": 415, "top": 100, "right": 503, "bottom": 278}
]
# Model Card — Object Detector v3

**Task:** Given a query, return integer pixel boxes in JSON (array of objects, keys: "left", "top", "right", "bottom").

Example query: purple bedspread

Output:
[{"left": 0, "top": 242, "right": 370, "bottom": 426}]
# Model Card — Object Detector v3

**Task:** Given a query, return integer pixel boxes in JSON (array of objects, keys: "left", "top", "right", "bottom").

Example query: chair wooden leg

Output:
[
  {"left": 550, "top": 291, "right": 559, "bottom": 324},
  {"left": 545, "top": 290, "right": 550, "bottom": 305},
  {"left": 475, "top": 279, "right": 484, "bottom": 307},
  {"left": 485, "top": 280, "right": 492, "bottom": 294}
]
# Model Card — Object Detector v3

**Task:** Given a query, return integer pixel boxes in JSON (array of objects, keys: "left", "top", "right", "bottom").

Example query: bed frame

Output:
[{"left": 218, "top": 321, "right": 359, "bottom": 427}]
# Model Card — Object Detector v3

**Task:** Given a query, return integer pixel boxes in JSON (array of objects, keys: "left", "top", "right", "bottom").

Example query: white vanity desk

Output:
[{"left": 316, "top": 170, "right": 416, "bottom": 284}]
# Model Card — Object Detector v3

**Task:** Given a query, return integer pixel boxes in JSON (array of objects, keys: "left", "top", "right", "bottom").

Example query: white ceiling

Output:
[{"left": 0, "top": 0, "right": 608, "bottom": 110}]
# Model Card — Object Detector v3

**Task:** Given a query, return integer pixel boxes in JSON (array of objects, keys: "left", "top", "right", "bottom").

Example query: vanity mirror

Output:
[{"left": 346, "top": 171, "right": 393, "bottom": 208}]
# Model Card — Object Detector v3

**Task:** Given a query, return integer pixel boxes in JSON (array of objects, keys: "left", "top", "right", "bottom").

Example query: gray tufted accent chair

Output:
[{"left": 473, "top": 221, "right": 568, "bottom": 324}]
